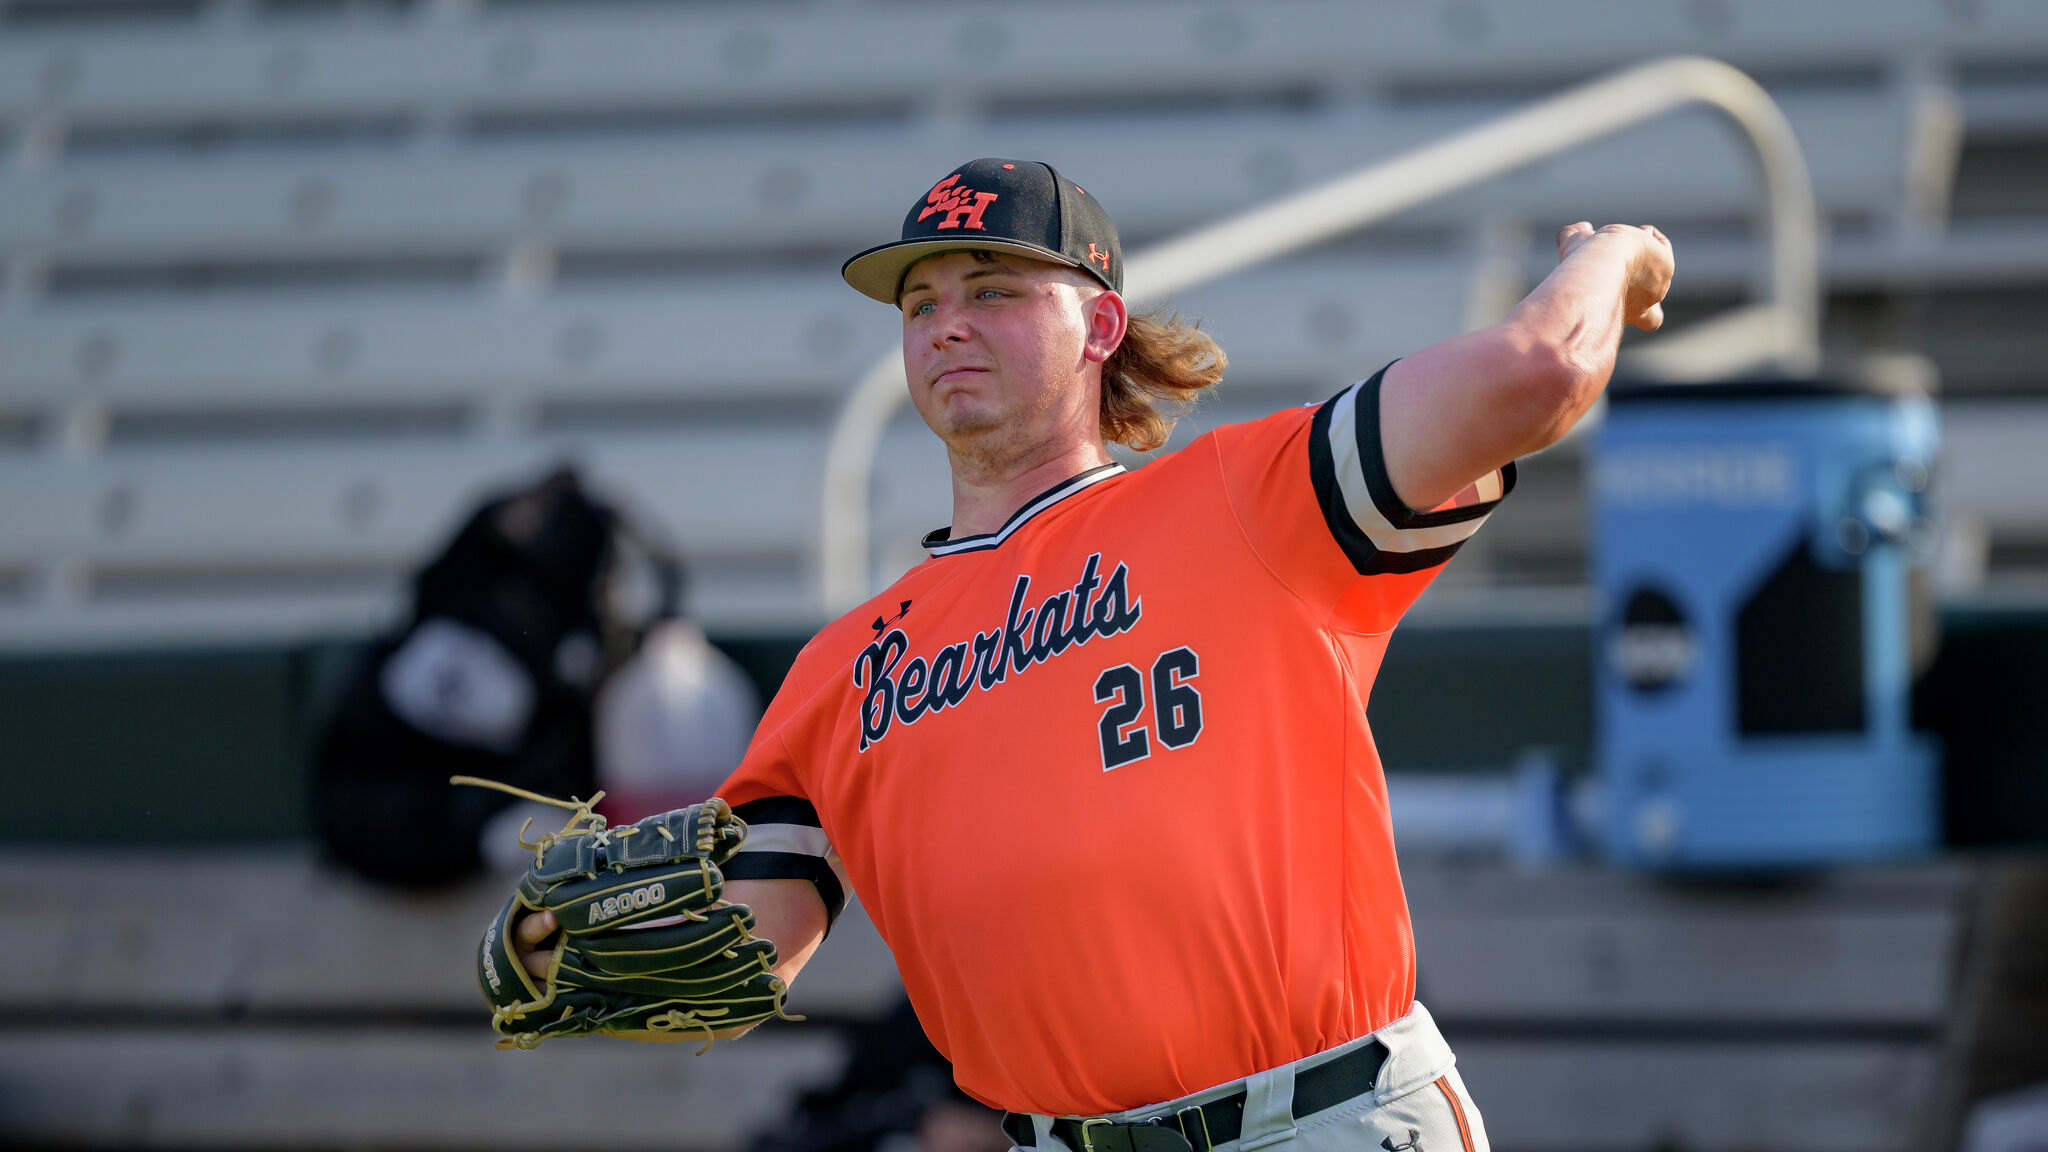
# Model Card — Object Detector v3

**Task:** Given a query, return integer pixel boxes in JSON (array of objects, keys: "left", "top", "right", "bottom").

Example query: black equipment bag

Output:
[{"left": 313, "top": 467, "right": 679, "bottom": 886}]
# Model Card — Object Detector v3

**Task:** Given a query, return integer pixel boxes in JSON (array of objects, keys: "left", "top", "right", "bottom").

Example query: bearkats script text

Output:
[{"left": 853, "top": 553, "right": 1142, "bottom": 750}]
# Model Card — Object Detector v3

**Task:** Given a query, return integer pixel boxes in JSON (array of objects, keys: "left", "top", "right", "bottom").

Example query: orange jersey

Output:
[{"left": 719, "top": 367, "right": 1512, "bottom": 1116}]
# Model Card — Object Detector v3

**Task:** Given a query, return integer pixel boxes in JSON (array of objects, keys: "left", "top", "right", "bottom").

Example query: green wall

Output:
[
  {"left": 2, "top": 613, "right": 2038, "bottom": 846},
  {"left": 0, "top": 647, "right": 305, "bottom": 842}
]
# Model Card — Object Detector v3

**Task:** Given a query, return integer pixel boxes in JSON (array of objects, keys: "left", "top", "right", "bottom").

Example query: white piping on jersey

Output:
[
  {"left": 732, "top": 823, "right": 832, "bottom": 859},
  {"left": 1325, "top": 382, "right": 1497, "bottom": 555},
  {"left": 921, "top": 463, "right": 1128, "bottom": 556}
]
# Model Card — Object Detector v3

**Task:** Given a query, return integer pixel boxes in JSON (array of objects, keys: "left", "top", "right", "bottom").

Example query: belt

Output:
[{"left": 1000, "top": 1038, "right": 1389, "bottom": 1152}]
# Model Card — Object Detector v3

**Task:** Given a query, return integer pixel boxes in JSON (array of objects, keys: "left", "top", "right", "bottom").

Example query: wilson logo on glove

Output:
[
  {"left": 588, "top": 882, "right": 667, "bottom": 925},
  {"left": 480, "top": 923, "right": 503, "bottom": 992}
]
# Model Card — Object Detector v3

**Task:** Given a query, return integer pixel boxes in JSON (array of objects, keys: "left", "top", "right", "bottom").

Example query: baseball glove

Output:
[{"left": 462, "top": 776, "right": 801, "bottom": 1051}]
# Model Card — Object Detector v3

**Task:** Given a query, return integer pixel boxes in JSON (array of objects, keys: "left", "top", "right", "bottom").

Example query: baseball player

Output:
[{"left": 508, "top": 158, "right": 1673, "bottom": 1151}]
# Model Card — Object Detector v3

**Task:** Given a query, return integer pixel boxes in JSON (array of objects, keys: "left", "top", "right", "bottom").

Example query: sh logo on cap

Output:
[{"left": 917, "top": 175, "right": 999, "bottom": 231}]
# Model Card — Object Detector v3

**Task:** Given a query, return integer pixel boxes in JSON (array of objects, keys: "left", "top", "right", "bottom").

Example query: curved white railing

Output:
[{"left": 818, "top": 56, "right": 1820, "bottom": 610}]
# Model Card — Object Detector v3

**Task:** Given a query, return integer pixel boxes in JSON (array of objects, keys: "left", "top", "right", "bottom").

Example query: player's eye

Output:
[
  {"left": 977, "top": 289, "right": 1002, "bottom": 300},
  {"left": 912, "top": 301, "right": 935, "bottom": 317}
]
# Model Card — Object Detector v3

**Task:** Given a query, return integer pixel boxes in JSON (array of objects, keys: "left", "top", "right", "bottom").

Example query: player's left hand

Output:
[
  {"left": 514, "top": 907, "right": 558, "bottom": 980},
  {"left": 1556, "top": 222, "right": 1674, "bottom": 333}
]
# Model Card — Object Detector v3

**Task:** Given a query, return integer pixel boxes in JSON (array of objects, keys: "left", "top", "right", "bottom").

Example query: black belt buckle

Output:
[{"left": 1173, "top": 1105, "right": 1213, "bottom": 1152}]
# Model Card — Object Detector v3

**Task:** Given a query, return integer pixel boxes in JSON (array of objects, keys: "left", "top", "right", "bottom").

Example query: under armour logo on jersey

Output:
[
  {"left": 1087, "top": 243, "right": 1112, "bottom": 270},
  {"left": 916, "top": 174, "right": 999, "bottom": 231},
  {"left": 871, "top": 600, "right": 914, "bottom": 635},
  {"left": 1382, "top": 1130, "right": 1423, "bottom": 1152}
]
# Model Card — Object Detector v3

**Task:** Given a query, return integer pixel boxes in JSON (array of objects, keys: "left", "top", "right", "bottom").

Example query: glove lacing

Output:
[{"left": 451, "top": 774, "right": 611, "bottom": 868}]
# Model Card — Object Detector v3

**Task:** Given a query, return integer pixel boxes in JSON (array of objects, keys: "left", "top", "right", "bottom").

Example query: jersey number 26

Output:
[{"left": 1091, "top": 646, "right": 1203, "bottom": 771}]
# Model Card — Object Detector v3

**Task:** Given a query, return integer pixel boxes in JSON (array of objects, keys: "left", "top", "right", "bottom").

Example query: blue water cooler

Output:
[{"left": 1590, "top": 366, "right": 1942, "bottom": 868}]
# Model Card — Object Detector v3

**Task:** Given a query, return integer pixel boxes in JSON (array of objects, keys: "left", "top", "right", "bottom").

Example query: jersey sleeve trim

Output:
[
  {"left": 727, "top": 796, "right": 848, "bottom": 926},
  {"left": 1308, "top": 364, "right": 1518, "bottom": 575}
]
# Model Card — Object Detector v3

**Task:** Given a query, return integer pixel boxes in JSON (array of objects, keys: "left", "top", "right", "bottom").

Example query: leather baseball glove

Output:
[{"left": 464, "top": 777, "right": 800, "bottom": 1051}]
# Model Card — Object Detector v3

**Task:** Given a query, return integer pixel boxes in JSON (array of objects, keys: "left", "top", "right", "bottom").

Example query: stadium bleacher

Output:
[
  {"left": 2, "top": 0, "right": 2047, "bottom": 646},
  {"left": 0, "top": 846, "right": 1982, "bottom": 1152},
  {"left": 3, "top": 2, "right": 2047, "bottom": 1150}
]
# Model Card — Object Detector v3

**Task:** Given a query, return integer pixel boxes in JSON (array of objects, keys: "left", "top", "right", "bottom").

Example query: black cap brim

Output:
[{"left": 840, "top": 236, "right": 1102, "bottom": 305}]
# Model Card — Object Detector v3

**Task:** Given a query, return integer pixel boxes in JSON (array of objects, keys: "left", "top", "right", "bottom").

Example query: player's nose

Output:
[{"left": 928, "top": 301, "right": 973, "bottom": 345}]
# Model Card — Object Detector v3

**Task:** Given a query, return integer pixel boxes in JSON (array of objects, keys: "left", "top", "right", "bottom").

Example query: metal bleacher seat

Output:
[
  {"left": 0, "top": 1, "right": 2036, "bottom": 127},
  {"left": 0, "top": 96, "right": 1913, "bottom": 263},
  {"left": 0, "top": 844, "right": 1977, "bottom": 1152},
  {"left": 0, "top": 847, "right": 904, "bottom": 1149},
  {"left": 3, "top": 0, "right": 2046, "bottom": 647},
  {"left": 1403, "top": 859, "right": 1977, "bottom": 1152}
]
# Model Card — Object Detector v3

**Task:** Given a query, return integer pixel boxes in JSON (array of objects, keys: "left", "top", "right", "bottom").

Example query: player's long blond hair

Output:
[{"left": 1100, "top": 311, "right": 1227, "bottom": 452}]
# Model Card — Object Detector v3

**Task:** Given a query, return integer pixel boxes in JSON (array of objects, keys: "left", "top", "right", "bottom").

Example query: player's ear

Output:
[{"left": 1080, "top": 289, "right": 1128, "bottom": 364}]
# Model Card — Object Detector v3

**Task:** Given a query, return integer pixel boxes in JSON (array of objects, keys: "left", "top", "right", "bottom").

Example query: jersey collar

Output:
[{"left": 921, "top": 463, "right": 1126, "bottom": 557}]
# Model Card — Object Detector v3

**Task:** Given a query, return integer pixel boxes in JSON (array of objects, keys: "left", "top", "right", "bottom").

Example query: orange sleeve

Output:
[
  {"left": 716, "top": 647, "right": 849, "bottom": 924},
  {"left": 1213, "top": 365, "right": 1515, "bottom": 634}
]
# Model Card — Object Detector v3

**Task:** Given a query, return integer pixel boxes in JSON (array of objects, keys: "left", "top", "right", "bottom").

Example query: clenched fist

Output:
[{"left": 1556, "top": 222, "right": 1674, "bottom": 333}]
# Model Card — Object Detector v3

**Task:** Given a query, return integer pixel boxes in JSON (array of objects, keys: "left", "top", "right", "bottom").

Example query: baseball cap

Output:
[{"left": 840, "top": 158, "right": 1123, "bottom": 304}]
